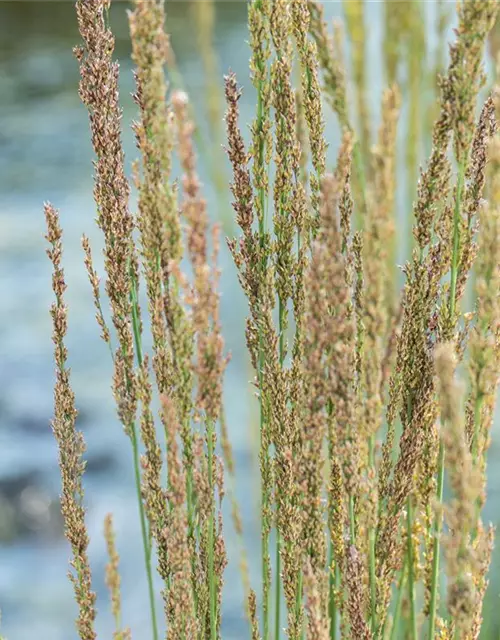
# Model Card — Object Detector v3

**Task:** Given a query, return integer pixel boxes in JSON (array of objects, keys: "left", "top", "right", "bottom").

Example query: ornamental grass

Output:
[{"left": 44, "top": 1, "right": 500, "bottom": 638}]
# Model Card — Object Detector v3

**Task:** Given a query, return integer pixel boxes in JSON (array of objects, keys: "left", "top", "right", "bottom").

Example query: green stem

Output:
[
  {"left": 296, "top": 568, "right": 304, "bottom": 640},
  {"left": 368, "top": 436, "right": 377, "bottom": 634},
  {"left": 428, "top": 441, "right": 445, "bottom": 640},
  {"left": 274, "top": 296, "right": 286, "bottom": 640},
  {"left": 406, "top": 498, "right": 418, "bottom": 639},
  {"left": 260, "top": 367, "right": 270, "bottom": 640},
  {"left": 131, "top": 428, "right": 158, "bottom": 640},
  {"left": 369, "top": 527, "right": 377, "bottom": 634},
  {"left": 186, "top": 461, "right": 198, "bottom": 613},
  {"left": 253, "top": 37, "right": 271, "bottom": 640},
  {"left": 275, "top": 531, "right": 281, "bottom": 640},
  {"left": 207, "top": 419, "right": 217, "bottom": 640},
  {"left": 130, "top": 273, "right": 159, "bottom": 640},
  {"left": 348, "top": 494, "right": 356, "bottom": 545},
  {"left": 329, "top": 554, "right": 338, "bottom": 640},
  {"left": 389, "top": 563, "right": 408, "bottom": 640}
]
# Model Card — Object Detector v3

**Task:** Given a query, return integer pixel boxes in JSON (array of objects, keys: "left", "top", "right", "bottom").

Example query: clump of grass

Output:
[{"left": 43, "top": 1, "right": 500, "bottom": 639}]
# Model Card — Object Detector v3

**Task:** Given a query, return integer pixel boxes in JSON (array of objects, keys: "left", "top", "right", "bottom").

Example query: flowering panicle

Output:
[
  {"left": 270, "top": 0, "right": 301, "bottom": 344},
  {"left": 303, "top": 561, "right": 329, "bottom": 640},
  {"left": 173, "top": 88, "right": 227, "bottom": 639},
  {"left": 224, "top": 71, "right": 276, "bottom": 636},
  {"left": 467, "top": 130, "right": 500, "bottom": 475},
  {"left": 435, "top": 345, "right": 483, "bottom": 638},
  {"left": 301, "top": 146, "right": 359, "bottom": 631},
  {"left": 161, "top": 396, "right": 198, "bottom": 639},
  {"left": 74, "top": 1, "right": 137, "bottom": 432},
  {"left": 129, "top": 0, "right": 194, "bottom": 445},
  {"left": 375, "top": 4, "right": 498, "bottom": 630},
  {"left": 104, "top": 514, "right": 131, "bottom": 640},
  {"left": 45, "top": 203, "right": 96, "bottom": 640},
  {"left": 82, "top": 236, "right": 112, "bottom": 348},
  {"left": 176, "top": 80, "right": 250, "bottom": 608}
]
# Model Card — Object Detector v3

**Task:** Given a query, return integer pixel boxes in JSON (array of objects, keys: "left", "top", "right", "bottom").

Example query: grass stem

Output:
[
  {"left": 406, "top": 497, "right": 418, "bottom": 639},
  {"left": 207, "top": 418, "right": 217, "bottom": 640},
  {"left": 329, "top": 554, "right": 338, "bottom": 640},
  {"left": 389, "top": 563, "right": 407, "bottom": 640},
  {"left": 368, "top": 436, "right": 377, "bottom": 634},
  {"left": 428, "top": 441, "right": 445, "bottom": 640},
  {"left": 130, "top": 273, "right": 159, "bottom": 640}
]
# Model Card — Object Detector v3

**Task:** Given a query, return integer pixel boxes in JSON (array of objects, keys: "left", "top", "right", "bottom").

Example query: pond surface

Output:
[{"left": 0, "top": 2, "right": 499, "bottom": 639}]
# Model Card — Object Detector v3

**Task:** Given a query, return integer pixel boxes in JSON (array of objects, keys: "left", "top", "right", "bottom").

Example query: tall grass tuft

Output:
[{"left": 43, "top": 0, "right": 500, "bottom": 639}]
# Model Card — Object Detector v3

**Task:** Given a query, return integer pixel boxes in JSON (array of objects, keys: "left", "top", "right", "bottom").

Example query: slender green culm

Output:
[
  {"left": 389, "top": 563, "right": 407, "bottom": 640},
  {"left": 406, "top": 498, "right": 418, "bottom": 640},
  {"left": 207, "top": 419, "right": 217, "bottom": 640},
  {"left": 428, "top": 440, "right": 445, "bottom": 640},
  {"left": 130, "top": 272, "right": 159, "bottom": 640}
]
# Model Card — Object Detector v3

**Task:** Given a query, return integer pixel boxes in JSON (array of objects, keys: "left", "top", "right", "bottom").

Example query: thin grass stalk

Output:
[
  {"left": 388, "top": 564, "right": 407, "bottom": 640},
  {"left": 129, "top": 283, "right": 158, "bottom": 635},
  {"left": 368, "top": 518, "right": 376, "bottom": 634},
  {"left": 428, "top": 442, "right": 445, "bottom": 640},
  {"left": 406, "top": 498, "right": 418, "bottom": 639},
  {"left": 207, "top": 418, "right": 217, "bottom": 640}
]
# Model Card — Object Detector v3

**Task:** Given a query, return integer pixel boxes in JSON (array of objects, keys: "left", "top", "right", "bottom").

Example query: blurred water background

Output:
[{"left": 0, "top": 1, "right": 499, "bottom": 638}]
